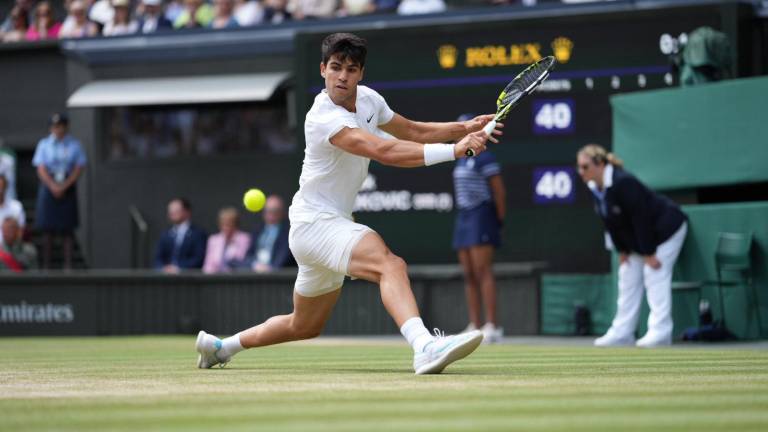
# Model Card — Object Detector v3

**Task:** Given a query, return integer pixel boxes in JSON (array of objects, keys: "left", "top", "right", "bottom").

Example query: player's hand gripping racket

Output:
[{"left": 467, "top": 55, "right": 556, "bottom": 157}]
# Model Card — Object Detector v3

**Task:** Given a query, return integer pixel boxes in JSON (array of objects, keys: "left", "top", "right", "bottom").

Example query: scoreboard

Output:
[{"left": 293, "top": 1, "right": 753, "bottom": 271}]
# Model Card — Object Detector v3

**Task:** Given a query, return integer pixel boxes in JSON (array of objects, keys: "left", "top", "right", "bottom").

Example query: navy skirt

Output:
[
  {"left": 452, "top": 201, "right": 501, "bottom": 250},
  {"left": 35, "top": 184, "right": 79, "bottom": 233}
]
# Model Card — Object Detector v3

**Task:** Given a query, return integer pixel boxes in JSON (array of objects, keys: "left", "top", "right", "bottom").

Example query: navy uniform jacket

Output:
[
  {"left": 246, "top": 221, "right": 294, "bottom": 269},
  {"left": 590, "top": 167, "right": 687, "bottom": 255},
  {"left": 154, "top": 224, "right": 208, "bottom": 270}
]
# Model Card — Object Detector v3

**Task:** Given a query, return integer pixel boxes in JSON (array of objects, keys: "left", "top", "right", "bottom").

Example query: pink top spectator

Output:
[
  {"left": 203, "top": 230, "right": 251, "bottom": 274},
  {"left": 25, "top": 21, "right": 61, "bottom": 40}
]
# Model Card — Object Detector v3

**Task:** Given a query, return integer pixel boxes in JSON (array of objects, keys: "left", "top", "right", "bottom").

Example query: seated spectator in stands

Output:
[
  {"left": 0, "top": 175, "right": 25, "bottom": 229},
  {"left": 25, "top": 1, "right": 62, "bottom": 40},
  {"left": 263, "top": 0, "right": 291, "bottom": 24},
  {"left": 173, "top": 0, "right": 214, "bottom": 29},
  {"left": 154, "top": 197, "right": 208, "bottom": 274},
  {"left": 337, "top": 0, "right": 374, "bottom": 17},
  {"left": 234, "top": 0, "right": 263, "bottom": 26},
  {"left": 103, "top": 0, "right": 138, "bottom": 36},
  {"left": 89, "top": 0, "right": 115, "bottom": 30},
  {"left": 209, "top": 0, "right": 239, "bottom": 29},
  {"left": 1, "top": 0, "right": 33, "bottom": 34},
  {"left": 165, "top": 0, "right": 185, "bottom": 23},
  {"left": 371, "top": 0, "right": 397, "bottom": 13},
  {"left": 137, "top": 0, "right": 173, "bottom": 33},
  {"left": 59, "top": 0, "right": 99, "bottom": 38},
  {"left": 0, "top": 140, "right": 17, "bottom": 201},
  {"left": 287, "top": 0, "right": 336, "bottom": 20},
  {"left": 0, "top": 216, "right": 38, "bottom": 272},
  {"left": 247, "top": 194, "right": 293, "bottom": 273},
  {"left": 2, "top": 6, "right": 29, "bottom": 42},
  {"left": 202, "top": 207, "right": 250, "bottom": 274},
  {"left": 396, "top": 0, "right": 445, "bottom": 15}
]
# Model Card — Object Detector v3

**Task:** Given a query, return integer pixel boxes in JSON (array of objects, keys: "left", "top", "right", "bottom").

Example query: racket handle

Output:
[{"left": 482, "top": 119, "right": 497, "bottom": 135}]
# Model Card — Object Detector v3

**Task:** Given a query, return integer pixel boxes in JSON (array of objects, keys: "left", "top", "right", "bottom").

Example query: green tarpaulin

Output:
[{"left": 611, "top": 76, "right": 768, "bottom": 190}]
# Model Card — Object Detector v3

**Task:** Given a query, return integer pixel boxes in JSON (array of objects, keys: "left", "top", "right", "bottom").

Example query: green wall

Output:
[{"left": 612, "top": 76, "right": 768, "bottom": 190}]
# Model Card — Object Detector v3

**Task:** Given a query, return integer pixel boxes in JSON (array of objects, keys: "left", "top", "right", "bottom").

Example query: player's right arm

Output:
[{"left": 330, "top": 127, "right": 492, "bottom": 168}]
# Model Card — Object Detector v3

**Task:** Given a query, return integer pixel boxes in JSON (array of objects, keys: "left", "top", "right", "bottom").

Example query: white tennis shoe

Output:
[
  {"left": 413, "top": 329, "right": 483, "bottom": 375},
  {"left": 195, "top": 330, "right": 230, "bottom": 369},
  {"left": 481, "top": 323, "right": 504, "bottom": 345}
]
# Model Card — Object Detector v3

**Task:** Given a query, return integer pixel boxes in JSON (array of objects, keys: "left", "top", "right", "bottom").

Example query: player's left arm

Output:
[{"left": 379, "top": 113, "right": 497, "bottom": 143}]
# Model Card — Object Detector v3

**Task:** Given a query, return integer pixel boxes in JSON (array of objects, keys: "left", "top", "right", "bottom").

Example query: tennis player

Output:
[{"left": 196, "top": 32, "right": 502, "bottom": 374}]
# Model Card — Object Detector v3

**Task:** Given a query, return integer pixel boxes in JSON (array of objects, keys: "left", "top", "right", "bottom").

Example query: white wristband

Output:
[{"left": 423, "top": 144, "right": 456, "bottom": 166}]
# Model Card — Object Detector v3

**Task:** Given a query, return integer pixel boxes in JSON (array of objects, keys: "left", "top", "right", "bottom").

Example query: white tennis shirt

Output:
[{"left": 289, "top": 85, "right": 394, "bottom": 223}]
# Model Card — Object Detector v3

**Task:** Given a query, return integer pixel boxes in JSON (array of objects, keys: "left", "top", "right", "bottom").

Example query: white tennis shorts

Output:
[{"left": 288, "top": 214, "right": 373, "bottom": 297}]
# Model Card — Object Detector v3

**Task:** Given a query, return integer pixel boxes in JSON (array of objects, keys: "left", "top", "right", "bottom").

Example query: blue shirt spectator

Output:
[{"left": 154, "top": 198, "right": 208, "bottom": 273}]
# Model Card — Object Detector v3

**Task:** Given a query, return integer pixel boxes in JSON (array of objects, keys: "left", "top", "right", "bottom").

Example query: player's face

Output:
[{"left": 321, "top": 55, "right": 364, "bottom": 109}]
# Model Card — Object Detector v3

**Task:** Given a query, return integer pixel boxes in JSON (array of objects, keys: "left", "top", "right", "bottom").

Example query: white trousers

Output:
[{"left": 609, "top": 222, "right": 688, "bottom": 340}]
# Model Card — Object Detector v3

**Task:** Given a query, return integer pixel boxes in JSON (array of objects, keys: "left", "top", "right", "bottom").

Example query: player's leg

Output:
[
  {"left": 239, "top": 289, "right": 341, "bottom": 348},
  {"left": 348, "top": 231, "right": 483, "bottom": 374},
  {"left": 595, "top": 255, "right": 644, "bottom": 346},
  {"left": 458, "top": 248, "right": 482, "bottom": 330},
  {"left": 196, "top": 281, "right": 341, "bottom": 369},
  {"left": 468, "top": 244, "right": 502, "bottom": 343}
]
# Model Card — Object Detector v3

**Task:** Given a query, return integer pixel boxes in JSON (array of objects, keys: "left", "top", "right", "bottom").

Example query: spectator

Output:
[
  {"left": 173, "top": 0, "right": 214, "bottom": 29},
  {"left": 0, "top": 175, "right": 25, "bottom": 229},
  {"left": 396, "top": 0, "right": 445, "bottom": 15},
  {"left": 1, "top": 0, "right": 33, "bottom": 34},
  {"left": 247, "top": 194, "right": 292, "bottom": 273},
  {"left": 0, "top": 217, "right": 38, "bottom": 272},
  {"left": 25, "top": 1, "right": 61, "bottom": 41},
  {"left": 154, "top": 197, "right": 207, "bottom": 274},
  {"left": 164, "top": 0, "right": 185, "bottom": 23},
  {"left": 136, "top": 0, "right": 173, "bottom": 34},
  {"left": 202, "top": 207, "right": 250, "bottom": 274},
  {"left": 103, "top": 0, "right": 138, "bottom": 36},
  {"left": 89, "top": 0, "right": 115, "bottom": 30},
  {"left": 287, "top": 0, "right": 336, "bottom": 20},
  {"left": 262, "top": 0, "right": 291, "bottom": 24},
  {"left": 0, "top": 139, "right": 17, "bottom": 201},
  {"left": 2, "top": 6, "right": 29, "bottom": 42},
  {"left": 59, "top": 0, "right": 99, "bottom": 39},
  {"left": 209, "top": 0, "right": 239, "bottom": 29},
  {"left": 337, "top": 0, "right": 374, "bottom": 17},
  {"left": 32, "top": 113, "right": 87, "bottom": 270},
  {"left": 233, "top": 0, "right": 263, "bottom": 26}
]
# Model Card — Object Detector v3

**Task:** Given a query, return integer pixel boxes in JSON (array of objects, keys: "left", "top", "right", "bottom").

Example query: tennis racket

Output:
[{"left": 467, "top": 55, "right": 557, "bottom": 157}]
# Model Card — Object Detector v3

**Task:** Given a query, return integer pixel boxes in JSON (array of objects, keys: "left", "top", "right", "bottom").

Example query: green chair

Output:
[{"left": 715, "top": 232, "right": 763, "bottom": 338}]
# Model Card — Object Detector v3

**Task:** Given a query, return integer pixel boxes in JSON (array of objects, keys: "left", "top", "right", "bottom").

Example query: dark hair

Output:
[
  {"left": 171, "top": 197, "right": 192, "bottom": 211},
  {"left": 11, "top": 6, "right": 29, "bottom": 29},
  {"left": 49, "top": 112, "right": 69, "bottom": 126},
  {"left": 321, "top": 33, "right": 367, "bottom": 68}
]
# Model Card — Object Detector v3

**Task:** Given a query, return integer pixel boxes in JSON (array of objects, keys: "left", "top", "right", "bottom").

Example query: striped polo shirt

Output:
[{"left": 452, "top": 151, "right": 501, "bottom": 210}]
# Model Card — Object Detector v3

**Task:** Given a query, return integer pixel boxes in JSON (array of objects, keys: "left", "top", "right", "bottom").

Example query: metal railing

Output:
[{"left": 129, "top": 205, "right": 149, "bottom": 269}]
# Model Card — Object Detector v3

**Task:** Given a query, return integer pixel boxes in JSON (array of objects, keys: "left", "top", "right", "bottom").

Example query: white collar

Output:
[
  {"left": 587, "top": 163, "right": 614, "bottom": 192},
  {"left": 174, "top": 220, "right": 190, "bottom": 234}
]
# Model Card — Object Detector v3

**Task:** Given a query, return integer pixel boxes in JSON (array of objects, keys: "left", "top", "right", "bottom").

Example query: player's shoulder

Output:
[
  {"left": 356, "top": 85, "right": 386, "bottom": 104},
  {"left": 307, "top": 92, "right": 352, "bottom": 123}
]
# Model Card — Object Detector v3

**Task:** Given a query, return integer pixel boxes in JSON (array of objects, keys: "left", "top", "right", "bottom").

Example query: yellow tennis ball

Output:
[{"left": 243, "top": 188, "right": 266, "bottom": 212}]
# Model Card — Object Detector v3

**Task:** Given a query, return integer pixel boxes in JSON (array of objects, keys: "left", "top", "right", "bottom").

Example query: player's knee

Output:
[
  {"left": 384, "top": 253, "right": 407, "bottom": 276},
  {"left": 290, "top": 322, "right": 323, "bottom": 340}
]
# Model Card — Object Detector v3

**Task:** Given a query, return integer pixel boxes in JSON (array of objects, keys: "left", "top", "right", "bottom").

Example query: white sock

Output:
[
  {"left": 400, "top": 317, "right": 434, "bottom": 353},
  {"left": 220, "top": 333, "right": 245, "bottom": 358}
]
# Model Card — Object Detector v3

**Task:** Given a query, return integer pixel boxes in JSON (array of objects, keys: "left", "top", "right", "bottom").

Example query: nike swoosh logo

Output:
[{"left": 366, "top": 113, "right": 374, "bottom": 123}]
